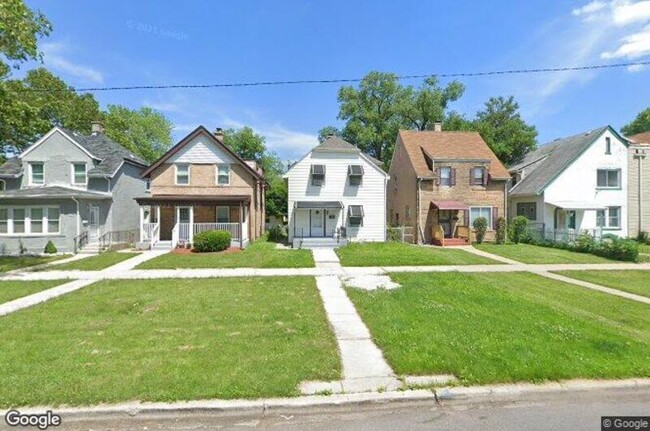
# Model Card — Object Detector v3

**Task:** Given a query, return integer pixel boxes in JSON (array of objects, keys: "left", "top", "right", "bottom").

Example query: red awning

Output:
[{"left": 431, "top": 200, "right": 469, "bottom": 210}]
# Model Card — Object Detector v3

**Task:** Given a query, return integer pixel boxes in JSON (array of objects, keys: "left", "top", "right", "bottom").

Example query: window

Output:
[
  {"left": 216, "top": 206, "right": 230, "bottom": 223},
  {"left": 516, "top": 202, "right": 537, "bottom": 220},
  {"left": 29, "top": 163, "right": 44, "bottom": 185},
  {"left": 0, "top": 209, "right": 7, "bottom": 234},
  {"left": 47, "top": 207, "right": 59, "bottom": 233},
  {"left": 596, "top": 210, "right": 606, "bottom": 227},
  {"left": 470, "top": 207, "right": 492, "bottom": 227},
  {"left": 217, "top": 164, "right": 230, "bottom": 185},
  {"left": 471, "top": 167, "right": 485, "bottom": 186},
  {"left": 311, "top": 164, "right": 325, "bottom": 186},
  {"left": 0, "top": 180, "right": 4, "bottom": 192},
  {"left": 348, "top": 205, "right": 364, "bottom": 227},
  {"left": 72, "top": 163, "right": 87, "bottom": 185},
  {"left": 145, "top": 179, "right": 151, "bottom": 192},
  {"left": 175, "top": 164, "right": 190, "bottom": 185},
  {"left": 605, "top": 137, "right": 611, "bottom": 154},
  {"left": 13, "top": 209, "right": 25, "bottom": 233},
  {"left": 608, "top": 206, "right": 621, "bottom": 228},
  {"left": 596, "top": 169, "right": 620, "bottom": 188},
  {"left": 30, "top": 208, "right": 43, "bottom": 233},
  {"left": 439, "top": 167, "right": 452, "bottom": 186},
  {"left": 348, "top": 165, "right": 364, "bottom": 186}
]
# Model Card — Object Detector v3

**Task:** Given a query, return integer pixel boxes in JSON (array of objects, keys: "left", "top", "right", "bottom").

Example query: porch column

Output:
[
  {"left": 156, "top": 205, "right": 161, "bottom": 242},
  {"left": 189, "top": 206, "right": 194, "bottom": 243},
  {"left": 239, "top": 201, "right": 244, "bottom": 248},
  {"left": 139, "top": 206, "right": 145, "bottom": 241}
]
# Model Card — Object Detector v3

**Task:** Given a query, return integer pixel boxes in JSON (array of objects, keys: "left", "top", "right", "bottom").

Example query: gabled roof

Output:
[
  {"left": 508, "top": 125, "right": 625, "bottom": 196},
  {"left": 0, "top": 157, "right": 22, "bottom": 178},
  {"left": 397, "top": 130, "right": 509, "bottom": 179},
  {"left": 629, "top": 131, "right": 650, "bottom": 145},
  {"left": 141, "top": 125, "right": 264, "bottom": 180}
]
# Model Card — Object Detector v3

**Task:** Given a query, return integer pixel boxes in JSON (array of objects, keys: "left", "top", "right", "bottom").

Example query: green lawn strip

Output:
[
  {"left": 554, "top": 270, "right": 650, "bottom": 298},
  {"left": 137, "top": 239, "right": 314, "bottom": 269},
  {"left": 474, "top": 243, "right": 616, "bottom": 264},
  {"left": 43, "top": 252, "right": 139, "bottom": 271},
  {"left": 0, "top": 280, "right": 68, "bottom": 304},
  {"left": 0, "top": 277, "right": 340, "bottom": 407},
  {"left": 0, "top": 255, "right": 68, "bottom": 273},
  {"left": 335, "top": 242, "right": 499, "bottom": 267},
  {"left": 346, "top": 272, "right": 649, "bottom": 385}
]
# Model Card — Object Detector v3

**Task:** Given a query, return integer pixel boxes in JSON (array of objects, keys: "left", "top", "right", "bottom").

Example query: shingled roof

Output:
[
  {"left": 0, "top": 157, "right": 22, "bottom": 178},
  {"left": 629, "top": 132, "right": 650, "bottom": 145},
  {"left": 397, "top": 130, "right": 509, "bottom": 179}
]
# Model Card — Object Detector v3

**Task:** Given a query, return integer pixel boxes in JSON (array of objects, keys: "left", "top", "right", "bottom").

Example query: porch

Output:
[
  {"left": 429, "top": 200, "right": 471, "bottom": 246},
  {"left": 135, "top": 195, "right": 251, "bottom": 249}
]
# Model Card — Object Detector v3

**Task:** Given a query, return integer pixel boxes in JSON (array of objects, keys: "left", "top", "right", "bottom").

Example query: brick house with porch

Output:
[
  {"left": 387, "top": 126, "right": 509, "bottom": 245},
  {"left": 136, "top": 126, "right": 265, "bottom": 249}
]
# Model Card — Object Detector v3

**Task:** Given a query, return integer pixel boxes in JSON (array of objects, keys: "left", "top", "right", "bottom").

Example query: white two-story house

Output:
[
  {"left": 508, "top": 126, "right": 629, "bottom": 238},
  {"left": 284, "top": 136, "right": 389, "bottom": 248}
]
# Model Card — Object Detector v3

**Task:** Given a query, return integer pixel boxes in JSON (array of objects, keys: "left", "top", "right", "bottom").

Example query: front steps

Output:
[
  {"left": 152, "top": 240, "right": 173, "bottom": 250},
  {"left": 293, "top": 237, "right": 349, "bottom": 249},
  {"left": 79, "top": 242, "right": 101, "bottom": 254}
]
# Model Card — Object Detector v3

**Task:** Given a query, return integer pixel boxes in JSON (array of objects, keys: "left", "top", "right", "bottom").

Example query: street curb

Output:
[{"left": 3, "top": 378, "right": 649, "bottom": 419}]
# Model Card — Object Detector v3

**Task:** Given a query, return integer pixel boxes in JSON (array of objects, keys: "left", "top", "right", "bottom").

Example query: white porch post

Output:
[
  {"left": 139, "top": 206, "right": 144, "bottom": 241},
  {"left": 189, "top": 206, "right": 194, "bottom": 243},
  {"left": 239, "top": 201, "right": 244, "bottom": 248},
  {"left": 156, "top": 205, "right": 161, "bottom": 242}
]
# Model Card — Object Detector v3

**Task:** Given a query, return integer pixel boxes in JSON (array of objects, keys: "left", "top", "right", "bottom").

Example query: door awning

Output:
[
  {"left": 295, "top": 201, "right": 343, "bottom": 209},
  {"left": 548, "top": 200, "right": 607, "bottom": 210},
  {"left": 430, "top": 200, "right": 469, "bottom": 210}
]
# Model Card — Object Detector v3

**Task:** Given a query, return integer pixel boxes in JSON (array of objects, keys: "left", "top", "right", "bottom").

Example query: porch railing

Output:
[
  {"left": 527, "top": 227, "right": 603, "bottom": 242},
  {"left": 142, "top": 222, "right": 159, "bottom": 243},
  {"left": 193, "top": 222, "right": 241, "bottom": 240},
  {"left": 178, "top": 223, "right": 191, "bottom": 243},
  {"left": 99, "top": 229, "right": 138, "bottom": 251}
]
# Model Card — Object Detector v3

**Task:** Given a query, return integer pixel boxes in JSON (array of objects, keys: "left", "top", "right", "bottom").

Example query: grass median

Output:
[
  {"left": 555, "top": 270, "right": 650, "bottom": 298},
  {"left": 474, "top": 243, "right": 616, "bottom": 264},
  {"left": 336, "top": 242, "right": 498, "bottom": 266},
  {"left": 0, "top": 280, "right": 68, "bottom": 304}
]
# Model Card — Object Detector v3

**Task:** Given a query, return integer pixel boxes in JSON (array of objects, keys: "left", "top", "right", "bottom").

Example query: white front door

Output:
[
  {"left": 89, "top": 205, "right": 100, "bottom": 240},
  {"left": 310, "top": 209, "right": 325, "bottom": 237}
]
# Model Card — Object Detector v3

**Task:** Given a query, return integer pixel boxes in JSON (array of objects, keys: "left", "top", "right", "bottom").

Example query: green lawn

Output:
[
  {"left": 137, "top": 238, "right": 314, "bottom": 269},
  {"left": 638, "top": 243, "right": 650, "bottom": 254},
  {"left": 474, "top": 243, "right": 616, "bottom": 264},
  {"left": 0, "top": 255, "right": 68, "bottom": 273},
  {"left": 346, "top": 272, "right": 649, "bottom": 385},
  {"left": 43, "top": 252, "right": 139, "bottom": 271},
  {"left": 335, "top": 242, "right": 498, "bottom": 267},
  {"left": 0, "top": 277, "right": 339, "bottom": 407},
  {"left": 555, "top": 270, "right": 650, "bottom": 298},
  {"left": 0, "top": 280, "right": 67, "bottom": 304}
]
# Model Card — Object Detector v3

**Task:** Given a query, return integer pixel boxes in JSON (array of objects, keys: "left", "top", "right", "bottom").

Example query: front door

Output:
[
  {"left": 310, "top": 209, "right": 325, "bottom": 237},
  {"left": 89, "top": 205, "right": 100, "bottom": 240},
  {"left": 439, "top": 210, "right": 453, "bottom": 237}
]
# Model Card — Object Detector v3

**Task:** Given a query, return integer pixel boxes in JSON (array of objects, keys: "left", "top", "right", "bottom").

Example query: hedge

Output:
[{"left": 193, "top": 230, "right": 231, "bottom": 252}]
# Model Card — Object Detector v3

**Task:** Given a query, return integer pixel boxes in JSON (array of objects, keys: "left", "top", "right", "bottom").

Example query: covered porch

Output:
[
  {"left": 545, "top": 200, "right": 607, "bottom": 241},
  {"left": 135, "top": 195, "right": 250, "bottom": 249},
  {"left": 429, "top": 200, "right": 471, "bottom": 246}
]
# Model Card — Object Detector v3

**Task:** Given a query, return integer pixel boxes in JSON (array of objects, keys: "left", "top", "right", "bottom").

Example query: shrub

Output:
[
  {"left": 495, "top": 217, "right": 507, "bottom": 244},
  {"left": 268, "top": 224, "right": 288, "bottom": 243},
  {"left": 574, "top": 233, "right": 595, "bottom": 253},
  {"left": 193, "top": 230, "right": 231, "bottom": 252},
  {"left": 473, "top": 217, "right": 488, "bottom": 244},
  {"left": 637, "top": 231, "right": 650, "bottom": 244},
  {"left": 44, "top": 241, "right": 58, "bottom": 254},
  {"left": 508, "top": 216, "right": 529, "bottom": 244},
  {"left": 592, "top": 237, "right": 638, "bottom": 262}
]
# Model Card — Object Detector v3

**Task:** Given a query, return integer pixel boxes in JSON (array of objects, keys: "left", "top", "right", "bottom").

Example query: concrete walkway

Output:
[
  {"left": 0, "top": 279, "right": 96, "bottom": 317},
  {"left": 459, "top": 245, "right": 521, "bottom": 264}
]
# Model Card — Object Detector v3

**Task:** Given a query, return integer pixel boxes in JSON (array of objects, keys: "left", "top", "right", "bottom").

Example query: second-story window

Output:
[
  {"left": 596, "top": 169, "right": 620, "bottom": 188},
  {"left": 471, "top": 167, "right": 486, "bottom": 186},
  {"left": 605, "top": 137, "right": 611, "bottom": 154},
  {"left": 438, "top": 167, "right": 452, "bottom": 186},
  {"left": 176, "top": 164, "right": 190, "bottom": 185},
  {"left": 72, "top": 163, "right": 87, "bottom": 185},
  {"left": 311, "top": 164, "right": 325, "bottom": 186},
  {"left": 29, "top": 162, "right": 44, "bottom": 185},
  {"left": 217, "top": 164, "right": 230, "bottom": 185}
]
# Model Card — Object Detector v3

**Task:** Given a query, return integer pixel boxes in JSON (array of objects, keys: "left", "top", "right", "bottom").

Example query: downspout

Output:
[
  {"left": 638, "top": 150, "right": 645, "bottom": 234},
  {"left": 416, "top": 177, "right": 422, "bottom": 244}
]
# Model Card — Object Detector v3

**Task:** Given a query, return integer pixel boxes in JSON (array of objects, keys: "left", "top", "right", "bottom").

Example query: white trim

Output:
[
  {"left": 216, "top": 206, "right": 230, "bottom": 223},
  {"left": 0, "top": 205, "right": 60, "bottom": 236},
  {"left": 28, "top": 162, "right": 44, "bottom": 186},
  {"left": 175, "top": 164, "right": 190, "bottom": 185},
  {"left": 71, "top": 162, "right": 88, "bottom": 185},
  {"left": 469, "top": 206, "right": 493, "bottom": 227},
  {"left": 19, "top": 127, "right": 97, "bottom": 160},
  {"left": 216, "top": 164, "right": 230, "bottom": 185}
]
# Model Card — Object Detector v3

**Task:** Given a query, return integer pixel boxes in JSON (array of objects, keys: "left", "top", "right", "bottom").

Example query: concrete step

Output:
[{"left": 152, "top": 241, "right": 173, "bottom": 250}]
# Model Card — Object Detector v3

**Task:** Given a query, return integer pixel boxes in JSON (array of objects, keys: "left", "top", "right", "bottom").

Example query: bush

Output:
[
  {"left": 193, "top": 230, "right": 231, "bottom": 252},
  {"left": 268, "top": 224, "right": 288, "bottom": 242},
  {"left": 637, "top": 231, "right": 650, "bottom": 244},
  {"left": 508, "top": 216, "right": 529, "bottom": 244},
  {"left": 574, "top": 233, "right": 595, "bottom": 253},
  {"left": 44, "top": 240, "right": 58, "bottom": 254},
  {"left": 592, "top": 237, "right": 639, "bottom": 262},
  {"left": 473, "top": 217, "right": 488, "bottom": 244},
  {"left": 495, "top": 217, "right": 507, "bottom": 244}
]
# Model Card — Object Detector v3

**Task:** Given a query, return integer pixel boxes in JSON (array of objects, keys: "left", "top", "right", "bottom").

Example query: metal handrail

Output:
[
  {"left": 98, "top": 229, "right": 138, "bottom": 252},
  {"left": 73, "top": 231, "right": 89, "bottom": 254}
]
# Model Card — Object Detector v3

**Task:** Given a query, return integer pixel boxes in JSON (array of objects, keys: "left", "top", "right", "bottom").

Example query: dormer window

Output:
[
  {"left": 175, "top": 164, "right": 190, "bottom": 185},
  {"left": 311, "top": 164, "right": 325, "bottom": 186},
  {"left": 348, "top": 164, "right": 364, "bottom": 186},
  {"left": 72, "top": 163, "right": 87, "bottom": 185},
  {"left": 348, "top": 205, "right": 364, "bottom": 227},
  {"left": 29, "top": 162, "right": 44, "bottom": 185}
]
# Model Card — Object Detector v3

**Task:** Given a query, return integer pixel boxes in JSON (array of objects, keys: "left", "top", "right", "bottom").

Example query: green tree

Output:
[
  {"left": 222, "top": 126, "right": 266, "bottom": 160},
  {"left": 474, "top": 96, "right": 537, "bottom": 165},
  {"left": 399, "top": 76, "right": 465, "bottom": 130},
  {"left": 317, "top": 125, "right": 342, "bottom": 143},
  {"left": 102, "top": 105, "right": 173, "bottom": 162},
  {"left": 621, "top": 107, "right": 650, "bottom": 136}
]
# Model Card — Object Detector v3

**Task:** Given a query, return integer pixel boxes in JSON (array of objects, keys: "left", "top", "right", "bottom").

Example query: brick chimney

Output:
[
  {"left": 214, "top": 127, "right": 224, "bottom": 141},
  {"left": 433, "top": 122, "right": 442, "bottom": 132},
  {"left": 91, "top": 121, "right": 105, "bottom": 135}
]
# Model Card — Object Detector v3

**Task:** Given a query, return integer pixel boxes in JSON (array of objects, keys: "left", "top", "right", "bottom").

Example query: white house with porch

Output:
[
  {"left": 508, "top": 125, "right": 629, "bottom": 239},
  {"left": 284, "top": 136, "right": 389, "bottom": 248}
]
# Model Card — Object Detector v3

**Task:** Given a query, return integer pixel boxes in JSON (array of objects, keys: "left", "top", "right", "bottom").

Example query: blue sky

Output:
[{"left": 19, "top": 0, "right": 650, "bottom": 159}]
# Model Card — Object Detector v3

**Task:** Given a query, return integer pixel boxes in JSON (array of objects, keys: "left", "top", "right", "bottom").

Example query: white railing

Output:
[
  {"left": 193, "top": 222, "right": 241, "bottom": 240},
  {"left": 142, "top": 222, "right": 159, "bottom": 242},
  {"left": 178, "top": 223, "right": 191, "bottom": 242},
  {"left": 151, "top": 223, "right": 160, "bottom": 245},
  {"left": 171, "top": 224, "right": 179, "bottom": 248}
]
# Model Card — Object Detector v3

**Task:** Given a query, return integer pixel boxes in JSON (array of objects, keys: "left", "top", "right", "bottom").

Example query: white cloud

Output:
[
  {"left": 612, "top": 0, "right": 650, "bottom": 25},
  {"left": 627, "top": 63, "right": 648, "bottom": 71},
  {"left": 572, "top": 1, "right": 607, "bottom": 17},
  {"left": 601, "top": 24, "right": 650, "bottom": 58},
  {"left": 41, "top": 42, "right": 104, "bottom": 84},
  {"left": 258, "top": 124, "right": 318, "bottom": 158}
]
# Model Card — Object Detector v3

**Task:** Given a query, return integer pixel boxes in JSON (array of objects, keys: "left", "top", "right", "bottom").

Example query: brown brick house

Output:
[
  {"left": 136, "top": 126, "right": 265, "bottom": 249},
  {"left": 387, "top": 126, "right": 509, "bottom": 245}
]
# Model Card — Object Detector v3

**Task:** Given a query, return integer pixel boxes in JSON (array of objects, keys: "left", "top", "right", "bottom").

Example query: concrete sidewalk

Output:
[{"left": 0, "top": 279, "right": 96, "bottom": 317}]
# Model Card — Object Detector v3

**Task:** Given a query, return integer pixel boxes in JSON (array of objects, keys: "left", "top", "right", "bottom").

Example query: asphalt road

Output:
[{"left": 6, "top": 387, "right": 649, "bottom": 431}]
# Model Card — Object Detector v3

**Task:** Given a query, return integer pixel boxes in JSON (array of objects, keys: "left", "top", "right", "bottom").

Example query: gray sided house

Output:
[{"left": 0, "top": 123, "right": 148, "bottom": 254}]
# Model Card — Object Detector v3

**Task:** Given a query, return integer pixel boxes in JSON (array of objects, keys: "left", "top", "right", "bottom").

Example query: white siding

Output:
[
  {"left": 169, "top": 135, "right": 235, "bottom": 164},
  {"left": 286, "top": 151, "right": 388, "bottom": 242}
]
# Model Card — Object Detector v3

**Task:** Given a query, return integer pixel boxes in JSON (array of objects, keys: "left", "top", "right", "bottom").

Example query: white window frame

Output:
[
  {"left": 607, "top": 206, "right": 621, "bottom": 229},
  {"left": 596, "top": 209, "right": 606, "bottom": 228},
  {"left": 469, "top": 206, "right": 493, "bottom": 228},
  {"left": 216, "top": 206, "right": 230, "bottom": 223},
  {"left": 71, "top": 162, "right": 87, "bottom": 185},
  {"left": 471, "top": 167, "right": 485, "bottom": 186},
  {"left": 28, "top": 162, "right": 44, "bottom": 185},
  {"left": 596, "top": 169, "right": 621, "bottom": 189},
  {"left": 175, "top": 164, "right": 190, "bottom": 185},
  {"left": 216, "top": 164, "right": 230, "bottom": 185},
  {"left": 0, "top": 206, "right": 60, "bottom": 236},
  {"left": 439, "top": 167, "right": 452, "bottom": 186}
]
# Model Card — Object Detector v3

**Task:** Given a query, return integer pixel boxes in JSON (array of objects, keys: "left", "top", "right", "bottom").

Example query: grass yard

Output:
[
  {"left": 555, "top": 270, "right": 650, "bottom": 298},
  {"left": 0, "top": 280, "right": 67, "bottom": 304},
  {"left": 137, "top": 238, "right": 314, "bottom": 269},
  {"left": 42, "top": 252, "right": 139, "bottom": 271},
  {"left": 638, "top": 243, "right": 650, "bottom": 254},
  {"left": 474, "top": 243, "right": 616, "bottom": 264},
  {"left": 346, "top": 272, "right": 650, "bottom": 385},
  {"left": 335, "top": 242, "right": 498, "bottom": 267},
  {"left": 0, "top": 277, "right": 340, "bottom": 407},
  {"left": 0, "top": 255, "right": 67, "bottom": 273}
]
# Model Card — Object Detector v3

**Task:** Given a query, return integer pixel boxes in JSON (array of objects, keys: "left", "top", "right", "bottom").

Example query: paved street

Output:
[{"left": 39, "top": 387, "right": 650, "bottom": 431}]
